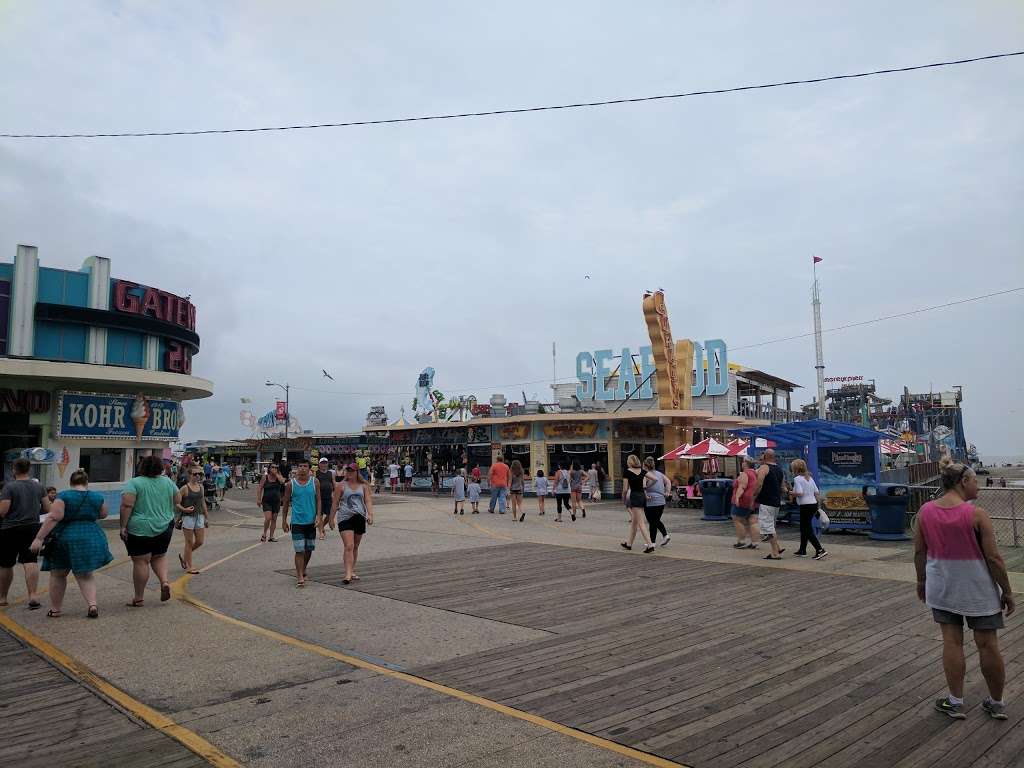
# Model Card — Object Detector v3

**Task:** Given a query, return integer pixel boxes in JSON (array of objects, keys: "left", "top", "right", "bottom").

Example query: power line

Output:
[
  {"left": 4, "top": 50, "right": 1021, "bottom": 139},
  {"left": 729, "top": 287, "right": 1023, "bottom": 351},
  {"left": 283, "top": 287, "right": 1021, "bottom": 399}
]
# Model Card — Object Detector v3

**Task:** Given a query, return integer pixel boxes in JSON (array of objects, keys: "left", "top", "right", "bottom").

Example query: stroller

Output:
[{"left": 203, "top": 476, "right": 220, "bottom": 510}]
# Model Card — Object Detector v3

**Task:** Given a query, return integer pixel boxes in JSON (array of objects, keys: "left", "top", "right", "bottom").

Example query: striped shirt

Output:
[{"left": 918, "top": 501, "right": 1001, "bottom": 617}]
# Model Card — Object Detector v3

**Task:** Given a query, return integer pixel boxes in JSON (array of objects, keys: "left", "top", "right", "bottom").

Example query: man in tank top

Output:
[
  {"left": 754, "top": 449, "right": 786, "bottom": 560},
  {"left": 281, "top": 459, "right": 321, "bottom": 587}
]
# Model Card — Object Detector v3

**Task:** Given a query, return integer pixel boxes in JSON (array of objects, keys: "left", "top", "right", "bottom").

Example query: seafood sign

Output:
[{"left": 56, "top": 392, "right": 183, "bottom": 440}]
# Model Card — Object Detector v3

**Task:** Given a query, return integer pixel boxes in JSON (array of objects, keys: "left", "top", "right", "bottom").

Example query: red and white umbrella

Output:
[
  {"left": 683, "top": 437, "right": 731, "bottom": 459},
  {"left": 659, "top": 443, "right": 692, "bottom": 461},
  {"left": 725, "top": 439, "right": 749, "bottom": 457}
]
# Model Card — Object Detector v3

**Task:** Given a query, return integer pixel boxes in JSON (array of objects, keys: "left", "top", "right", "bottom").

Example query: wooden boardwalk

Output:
[
  {"left": 309, "top": 542, "right": 1024, "bottom": 767},
  {"left": 0, "top": 628, "right": 209, "bottom": 768}
]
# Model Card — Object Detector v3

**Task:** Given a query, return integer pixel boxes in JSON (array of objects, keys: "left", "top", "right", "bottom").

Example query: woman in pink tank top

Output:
[{"left": 914, "top": 454, "right": 1014, "bottom": 720}]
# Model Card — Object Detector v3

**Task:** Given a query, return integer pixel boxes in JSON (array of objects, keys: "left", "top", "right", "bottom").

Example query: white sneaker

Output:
[{"left": 660, "top": 536, "right": 671, "bottom": 547}]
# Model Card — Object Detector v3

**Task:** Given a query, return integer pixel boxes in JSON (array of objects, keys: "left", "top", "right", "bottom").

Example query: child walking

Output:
[
  {"left": 467, "top": 475, "right": 481, "bottom": 514},
  {"left": 452, "top": 470, "right": 467, "bottom": 515},
  {"left": 535, "top": 469, "right": 549, "bottom": 515}
]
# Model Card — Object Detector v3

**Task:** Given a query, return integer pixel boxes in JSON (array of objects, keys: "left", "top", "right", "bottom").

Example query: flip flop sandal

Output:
[
  {"left": 160, "top": 584, "right": 171, "bottom": 602},
  {"left": 268, "top": 537, "right": 277, "bottom": 542},
  {"left": 126, "top": 599, "right": 144, "bottom": 608},
  {"left": 178, "top": 553, "right": 187, "bottom": 570},
  {"left": 87, "top": 606, "right": 98, "bottom": 619},
  {"left": 352, "top": 575, "right": 360, "bottom": 581},
  {"left": 27, "top": 601, "right": 41, "bottom": 610},
  {"left": 260, "top": 535, "right": 267, "bottom": 542},
  {"left": 187, "top": 569, "right": 200, "bottom": 574},
  {"left": 296, "top": 581, "right": 306, "bottom": 588},
  {"left": 46, "top": 609, "right": 62, "bottom": 618},
  {"left": 342, "top": 578, "right": 351, "bottom": 585}
]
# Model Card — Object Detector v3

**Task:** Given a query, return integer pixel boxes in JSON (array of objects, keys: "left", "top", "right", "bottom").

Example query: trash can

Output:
[
  {"left": 700, "top": 478, "right": 733, "bottom": 521},
  {"left": 864, "top": 483, "right": 911, "bottom": 540}
]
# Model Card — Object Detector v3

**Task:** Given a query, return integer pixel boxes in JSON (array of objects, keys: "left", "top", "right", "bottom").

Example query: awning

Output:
[{"left": 733, "top": 418, "right": 885, "bottom": 448}]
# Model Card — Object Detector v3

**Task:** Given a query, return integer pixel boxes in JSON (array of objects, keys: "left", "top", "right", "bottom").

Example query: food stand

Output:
[{"left": 734, "top": 419, "right": 882, "bottom": 532}]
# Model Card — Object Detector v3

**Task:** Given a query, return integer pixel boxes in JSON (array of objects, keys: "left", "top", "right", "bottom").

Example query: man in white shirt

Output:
[
  {"left": 403, "top": 461, "right": 414, "bottom": 492},
  {"left": 387, "top": 461, "right": 400, "bottom": 494}
]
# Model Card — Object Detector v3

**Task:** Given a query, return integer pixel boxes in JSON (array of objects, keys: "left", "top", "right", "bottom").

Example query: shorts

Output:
[
  {"left": 627, "top": 491, "right": 647, "bottom": 509},
  {"left": 262, "top": 501, "right": 281, "bottom": 515},
  {"left": 390, "top": 477, "right": 398, "bottom": 486},
  {"left": 319, "top": 496, "right": 334, "bottom": 518},
  {"left": 338, "top": 516, "right": 367, "bottom": 535},
  {"left": 932, "top": 608, "right": 1005, "bottom": 631},
  {"left": 758, "top": 504, "right": 779, "bottom": 536},
  {"left": 290, "top": 523, "right": 317, "bottom": 553},
  {"left": 0, "top": 524, "right": 41, "bottom": 568},
  {"left": 731, "top": 504, "right": 753, "bottom": 519},
  {"left": 125, "top": 522, "right": 174, "bottom": 558},
  {"left": 181, "top": 514, "right": 206, "bottom": 530}
]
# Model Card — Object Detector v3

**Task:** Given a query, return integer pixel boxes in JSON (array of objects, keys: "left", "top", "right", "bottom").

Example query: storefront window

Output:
[
  {"left": 79, "top": 447, "right": 123, "bottom": 483},
  {"left": 548, "top": 443, "right": 607, "bottom": 475}
]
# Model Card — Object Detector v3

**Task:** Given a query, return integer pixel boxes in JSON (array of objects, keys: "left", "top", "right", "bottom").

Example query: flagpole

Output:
[{"left": 812, "top": 257, "right": 826, "bottom": 419}]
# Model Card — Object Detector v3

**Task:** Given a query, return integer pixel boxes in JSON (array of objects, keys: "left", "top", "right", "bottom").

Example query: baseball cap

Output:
[{"left": 318, "top": 457, "right": 328, "bottom": 464}]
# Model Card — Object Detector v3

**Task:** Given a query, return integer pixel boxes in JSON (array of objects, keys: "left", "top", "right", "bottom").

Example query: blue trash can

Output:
[
  {"left": 864, "top": 483, "right": 911, "bottom": 541},
  {"left": 700, "top": 478, "right": 733, "bottom": 521}
]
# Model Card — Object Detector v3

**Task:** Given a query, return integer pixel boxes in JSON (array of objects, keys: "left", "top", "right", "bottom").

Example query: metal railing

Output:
[{"left": 907, "top": 485, "right": 1023, "bottom": 547}]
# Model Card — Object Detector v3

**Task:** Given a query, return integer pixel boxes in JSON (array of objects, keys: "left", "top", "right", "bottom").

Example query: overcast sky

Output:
[{"left": 2, "top": 2, "right": 1022, "bottom": 456}]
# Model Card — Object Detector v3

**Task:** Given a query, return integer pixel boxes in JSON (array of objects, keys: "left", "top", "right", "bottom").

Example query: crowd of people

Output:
[{"left": 0, "top": 446, "right": 1014, "bottom": 724}]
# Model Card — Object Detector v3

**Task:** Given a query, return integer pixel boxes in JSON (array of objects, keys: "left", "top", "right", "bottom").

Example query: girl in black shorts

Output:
[
  {"left": 257, "top": 465, "right": 285, "bottom": 542},
  {"left": 621, "top": 454, "right": 655, "bottom": 553}
]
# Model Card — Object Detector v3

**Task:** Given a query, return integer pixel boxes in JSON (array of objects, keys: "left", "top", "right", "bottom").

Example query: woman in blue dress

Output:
[{"left": 30, "top": 469, "right": 113, "bottom": 618}]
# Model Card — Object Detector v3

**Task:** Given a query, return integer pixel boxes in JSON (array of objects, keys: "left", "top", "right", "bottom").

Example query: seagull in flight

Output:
[{"left": 322, "top": 369, "right": 334, "bottom": 381}]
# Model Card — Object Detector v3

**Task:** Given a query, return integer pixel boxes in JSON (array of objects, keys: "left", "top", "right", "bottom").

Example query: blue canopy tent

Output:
[{"left": 734, "top": 419, "right": 884, "bottom": 531}]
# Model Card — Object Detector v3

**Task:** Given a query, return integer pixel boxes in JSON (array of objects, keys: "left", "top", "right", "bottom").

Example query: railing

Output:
[
  {"left": 733, "top": 402, "right": 807, "bottom": 423},
  {"left": 907, "top": 486, "right": 1023, "bottom": 547}
]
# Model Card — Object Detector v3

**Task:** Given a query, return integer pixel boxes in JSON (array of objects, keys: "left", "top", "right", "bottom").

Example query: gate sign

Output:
[{"left": 56, "top": 392, "right": 183, "bottom": 440}]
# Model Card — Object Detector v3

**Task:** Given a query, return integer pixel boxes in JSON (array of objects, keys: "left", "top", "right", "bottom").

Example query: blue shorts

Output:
[
  {"left": 731, "top": 504, "right": 753, "bottom": 519},
  {"left": 290, "top": 523, "right": 317, "bottom": 553}
]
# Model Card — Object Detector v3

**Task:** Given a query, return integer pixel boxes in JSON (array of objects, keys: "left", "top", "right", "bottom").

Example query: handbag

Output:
[
  {"left": 817, "top": 507, "right": 831, "bottom": 528},
  {"left": 40, "top": 493, "right": 87, "bottom": 559}
]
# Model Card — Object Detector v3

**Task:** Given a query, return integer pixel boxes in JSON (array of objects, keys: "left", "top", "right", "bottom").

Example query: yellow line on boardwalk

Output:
[
  {"left": 0, "top": 610, "right": 241, "bottom": 767},
  {"left": 175, "top": 578, "right": 688, "bottom": 768}
]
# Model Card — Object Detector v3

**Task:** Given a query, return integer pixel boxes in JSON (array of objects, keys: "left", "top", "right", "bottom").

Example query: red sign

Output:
[
  {"left": 163, "top": 341, "right": 193, "bottom": 375},
  {"left": 275, "top": 401, "right": 287, "bottom": 421},
  {"left": 113, "top": 280, "right": 196, "bottom": 331}
]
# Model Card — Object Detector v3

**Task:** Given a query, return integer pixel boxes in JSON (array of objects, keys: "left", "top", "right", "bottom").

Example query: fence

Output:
[{"left": 907, "top": 485, "right": 1024, "bottom": 547}]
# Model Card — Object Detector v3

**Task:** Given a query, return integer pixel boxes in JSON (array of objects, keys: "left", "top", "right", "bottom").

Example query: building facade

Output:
[{"left": 1, "top": 244, "right": 213, "bottom": 504}]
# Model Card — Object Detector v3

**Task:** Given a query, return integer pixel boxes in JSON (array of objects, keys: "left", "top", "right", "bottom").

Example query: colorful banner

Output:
[
  {"left": 499, "top": 423, "right": 531, "bottom": 440},
  {"left": 543, "top": 422, "right": 599, "bottom": 439},
  {"left": 275, "top": 401, "right": 287, "bottom": 420},
  {"left": 56, "top": 392, "right": 182, "bottom": 440}
]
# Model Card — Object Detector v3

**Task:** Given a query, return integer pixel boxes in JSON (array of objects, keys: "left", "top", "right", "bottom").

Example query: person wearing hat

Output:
[{"left": 315, "top": 458, "right": 336, "bottom": 541}]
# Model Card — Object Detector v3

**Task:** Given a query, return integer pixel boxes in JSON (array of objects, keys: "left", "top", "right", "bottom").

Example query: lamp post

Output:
[{"left": 265, "top": 381, "right": 290, "bottom": 441}]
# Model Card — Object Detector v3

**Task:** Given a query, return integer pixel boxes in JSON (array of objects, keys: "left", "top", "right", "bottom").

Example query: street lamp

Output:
[{"left": 265, "top": 381, "right": 290, "bottom": 441}]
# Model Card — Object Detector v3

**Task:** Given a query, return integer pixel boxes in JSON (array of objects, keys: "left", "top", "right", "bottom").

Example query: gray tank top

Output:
[{"left": 337, "top": 482, "right": 366, "bottom": 521}]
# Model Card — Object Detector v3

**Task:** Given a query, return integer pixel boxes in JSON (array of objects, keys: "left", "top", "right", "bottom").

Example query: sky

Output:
[{"left": 1, "top": 1, "right": 1022, "bottom": 456}]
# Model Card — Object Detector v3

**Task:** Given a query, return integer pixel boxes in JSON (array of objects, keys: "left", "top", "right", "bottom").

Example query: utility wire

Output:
[
  {"left": 729, "top": 287, "right": 1023, "bottom": 351},
  {"left": 3, "top": 51, "right": 1021, "bottom": 139},
  {"left": 287, "top": 287, "right": 1022, "bottom": 398}
]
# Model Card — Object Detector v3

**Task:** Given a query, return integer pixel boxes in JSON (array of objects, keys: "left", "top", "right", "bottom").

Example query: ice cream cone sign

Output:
[
  {"left": 131, "top": 394, "right": 151, "bottom": 441},
  {"left": 57, "top": 447, "right": 70, "bottom": 478}
]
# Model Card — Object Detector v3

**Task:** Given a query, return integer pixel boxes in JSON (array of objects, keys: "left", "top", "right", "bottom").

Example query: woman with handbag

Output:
[
  {"left": 30, "top": 470, "right": 113, "bottom": 618},
  {"left": 789, "top": 459, "right": 828, "bottom": 560}
]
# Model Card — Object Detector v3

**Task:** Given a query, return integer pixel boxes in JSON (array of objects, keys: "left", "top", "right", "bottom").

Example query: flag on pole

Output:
[{"left": 813, "top": 256, "right": 823, "bottom": 264}]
